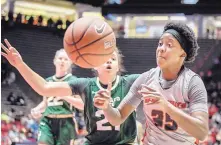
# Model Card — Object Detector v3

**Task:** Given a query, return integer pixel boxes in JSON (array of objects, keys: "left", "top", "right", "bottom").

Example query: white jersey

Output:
[{"left": 122, "top": 67, "right": 208, "bottom": 145}]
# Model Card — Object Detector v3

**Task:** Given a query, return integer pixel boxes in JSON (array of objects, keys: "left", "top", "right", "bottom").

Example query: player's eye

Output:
[
  {"left": 168, "top": 43, "right": 173, "bottom": 48},
  {"left": 112, "top": 58, "right": 116, "bottom": 61},
  {"left": 158, "top": 42, "right": 163, "bottom": 47}
]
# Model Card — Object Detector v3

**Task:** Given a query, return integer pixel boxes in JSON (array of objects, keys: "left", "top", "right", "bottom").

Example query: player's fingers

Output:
[
  {"left": 96, "top": 91, "right": 110, "bottom": 99},
  {"left": 107, "top": 81, "right": 112, "bottom": 92},
  {"left": 94, "top": 101, "right": 104, "bottom": 108},
  {"left": 1, "top": 43, "right": 10, "bottom": 53},
  {"left": 93, "top": 97, "right": 108, "bottom": 102},
  {"left": 4, "top": 39, "right": 12, "bottom": 48},
  {"left": 139, "top": 90, "right": 161, "bottom": 96},
  {"left": 142, "top": 94, "right": 160, "bottom": 100},
  {"left": 142, "top": 95, "right": 160, "bottom": 104},
  {"left": 9, "top": 47, "right": 19, "bottom": 54},
  {"left": 93, "top": 99, "right": 105, "bottom": 106},
  {"left": 1, "top": 52, "right": 8, "bottom": 58},
  {"left": 97, "top": 89, "right": 109, "bottom": 94}
]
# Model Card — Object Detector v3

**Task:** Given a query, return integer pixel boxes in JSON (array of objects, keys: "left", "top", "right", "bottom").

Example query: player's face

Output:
[
  {"left": 95, "top": 52, "right": 119, "bottom": 76},
  {"left": 54, "top": 51, "right": 72, "bottom": 72},
  {"left": 156, "top": 33, "right": 186, "bottom": 69}
]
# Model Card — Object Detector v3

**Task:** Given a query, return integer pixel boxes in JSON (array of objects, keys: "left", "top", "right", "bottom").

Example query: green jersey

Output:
[
  {"left": 68, "top": 74, "right": 139, "bottom": 145},
  {"left": 43, "top": 73, "right": 77, "bottom": 116}
]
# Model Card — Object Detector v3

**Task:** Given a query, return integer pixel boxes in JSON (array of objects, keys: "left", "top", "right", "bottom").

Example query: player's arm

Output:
[
  {"left": 56, "top": 95, "right": 84, "bottom": 110},
  {"left": 94, "top": 74, "right": 143, "bottom": 126},
  {"left": 33, "top": 97, "right": 47, "bottom": 111},
  {"left": 165, "top": 76, "right": 209, "bottom": 141},
  {"left": 102, "top": 99, "right": 136, "bottom": 126},
  {"left": 17, "top": 62, "right": 72, "bottom": 97},
  {"left": 1, "top": 39, "right": 72, "bottom": 97},
  {"left": 31, "top": 97, "right": 47, "bottom": 119}
]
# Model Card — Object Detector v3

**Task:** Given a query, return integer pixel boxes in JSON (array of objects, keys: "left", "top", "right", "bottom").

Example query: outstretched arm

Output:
[
  {"left": 1, "top": 39, "right": 72, "bottom": 97},
  {"left": 55, "top": 95, "right": 84, "bottom": 110}
]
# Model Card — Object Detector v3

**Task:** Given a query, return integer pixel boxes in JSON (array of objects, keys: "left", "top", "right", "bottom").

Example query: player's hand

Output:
[
  {"left": 31, "top": 108, "right": 42, "bottom": 119},
  {"left": 1, "top": 39, "right": 23, "bottom": 68},
  {"left": 93, "top": 82, "right": 112, "bottom": 110},
  {"left": 54, "top": 96, "right": 63, "bottom": 102},
  {"left": 139, "top": 84, "right": 168, "bottom": 107}
]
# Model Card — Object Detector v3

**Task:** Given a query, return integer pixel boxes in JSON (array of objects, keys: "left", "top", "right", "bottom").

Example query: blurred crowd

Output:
[
  {"left": 1, "top": 109, "right": 38, "bottom": 145},
  {"left": 1, "top": 12, "right": 72, "bottom": 30},
  {"left": 200, "top": 54, "right": 221, "bottom": 145},
  {"left": 1, "top": 12, "right": 126, "bottom": 38},
  {"left": 2, "top": 58, "right": 16, "bottom": 86},
  {"left": 1, "top": 108, "right": 86, "bottom": 145}
]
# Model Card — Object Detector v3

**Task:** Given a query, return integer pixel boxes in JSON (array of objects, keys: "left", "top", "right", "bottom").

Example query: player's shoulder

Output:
[
  {"left": 183, "top": 67, "right": 198, "bottom": 77},
  {"left": 182, "top": 67, "right": 200, "bottom": 83},
  {"left": 121, "top": 74, "right": 140, "bottom": 79},
  {"left": 139, "top": 67, "right": 159, "bottom": 80}
]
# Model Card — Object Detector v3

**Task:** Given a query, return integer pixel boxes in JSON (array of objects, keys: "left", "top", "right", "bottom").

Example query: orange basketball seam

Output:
[
  {"left": 69, "top": 19, "right": 97, "bottom": 45},
  {"left": 75, "top": 50, "right": 115, "bottom": 63},
  {"left": 71, "top": 19, "right": 98, "bottom": 67},
  {"left": 69, "top": 31, "right": 114, "bottom": 54}
]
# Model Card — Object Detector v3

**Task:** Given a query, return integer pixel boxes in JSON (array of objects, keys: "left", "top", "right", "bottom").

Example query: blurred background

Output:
[{"left": 1, "top": 0, "right": 221, "bottom": 145}]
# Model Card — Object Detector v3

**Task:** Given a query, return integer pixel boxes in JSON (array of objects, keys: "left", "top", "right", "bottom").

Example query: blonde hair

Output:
[
  {"left": 54, "top": 48, "right": 75, "bottom": 73},
  {"left": 54, "top": 49, "right": 68, "bottom": 59}
]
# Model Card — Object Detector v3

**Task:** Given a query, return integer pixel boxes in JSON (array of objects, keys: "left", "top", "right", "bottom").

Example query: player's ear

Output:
[
  {"left": 180, "top": 53, "right": 186, "bottom": 58},
  {"left": 180, "top": 49, "right": 186, "bottom": 58},
  {"left": 53, "top": 58, "right": 56, "bottom": 66}
]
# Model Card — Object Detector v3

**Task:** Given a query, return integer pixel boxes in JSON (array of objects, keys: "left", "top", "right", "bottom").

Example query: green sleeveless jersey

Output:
[
  {"left": 43, "top": 74, "right": 77, "bottom": 116},
  {"left": 68, "top": 74, "right": 140, "bottom": 145}
]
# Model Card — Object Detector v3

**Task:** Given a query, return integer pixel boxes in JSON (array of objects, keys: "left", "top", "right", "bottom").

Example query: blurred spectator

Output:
[
  {"left": 66, "top": 19, "right": 72, "bottom": 29},
  {"left": 8, "top": 12, "right": 14, "bottom": 27},
  {"left": 56, "top": 17, "right": 63, "bottom": 29},
  {"left": 16, "top": 94, "right": 26, "bottom": 106},
  {"left": 3, "top": 71, "right": 16, "bottom": 85},
  {"left": 7, "top": 92, "right": 17, "bottom": 105},
  {"left": 118, "top": 25, "right": 125, "bottom": 38},
  {"left": 47, "top": 18, "right": 54, "bottom": 28},
  {"left": 37, "top": 15, "right": 43, "bottom": 26},
  {"left": 15, "top": 13, "right": 22, "bottom": 24},
  {"left": 28, "top": 16, "right": 34, "bottom": 25}
]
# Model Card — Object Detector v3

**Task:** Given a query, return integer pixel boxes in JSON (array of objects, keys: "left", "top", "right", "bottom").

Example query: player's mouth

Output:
[{"left": 106, "top": 65, "right": 112, "bottom": 70}]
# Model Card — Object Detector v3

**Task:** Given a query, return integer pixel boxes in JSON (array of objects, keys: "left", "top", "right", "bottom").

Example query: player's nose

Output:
[
  {"left": 157, "top": 45, "right": 166, "bottom": 53},
  {"left": 106, "top": 58, "right": 112, "bottom": 64}
]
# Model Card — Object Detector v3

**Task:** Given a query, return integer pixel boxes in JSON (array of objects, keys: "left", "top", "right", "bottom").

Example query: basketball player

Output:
[
  {"left": 1, "top": 41, "right": 140, "bottom": 144},
  {"left": 93, "top": 22, "right": 209, "bottom": 145},
  {"left": 30, "top": 49, "right": 84, "bottom": 119},
  {"left": 30, "top": 50, "right": 84, "bottom": 145},
  {"left": 35, "top": 49, "right": 83, "bottom": 145}
]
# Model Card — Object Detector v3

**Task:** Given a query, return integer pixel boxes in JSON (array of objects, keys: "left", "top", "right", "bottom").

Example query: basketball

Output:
[{"left": 63, "top": 17, "right": 116, "bottom": 68}]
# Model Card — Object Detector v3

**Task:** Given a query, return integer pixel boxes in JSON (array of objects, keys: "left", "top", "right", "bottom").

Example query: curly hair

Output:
[{"left": 163, "top": 22, "right": 199, "bottom": 63}]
